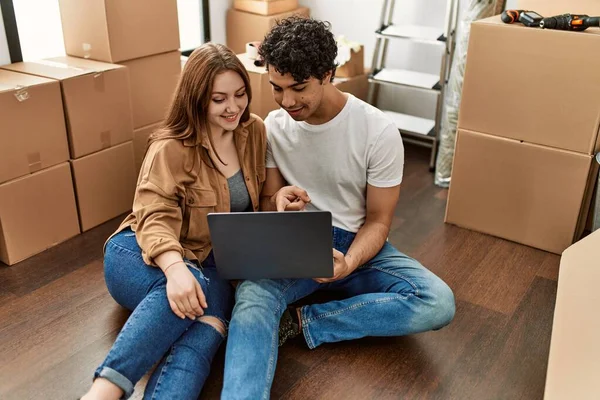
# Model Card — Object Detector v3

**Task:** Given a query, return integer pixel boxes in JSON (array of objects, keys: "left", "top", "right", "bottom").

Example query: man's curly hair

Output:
[{"left": 258, "top": 16, "right": 338, "bottom": 83}]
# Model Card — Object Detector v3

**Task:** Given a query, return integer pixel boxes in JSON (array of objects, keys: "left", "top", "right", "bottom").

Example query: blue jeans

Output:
[
  {"left": 96, "top": 228, "right": 234, "bottom": 399},
  {"left": 221, "top": 227, "right": 455, "bottom": 400}
]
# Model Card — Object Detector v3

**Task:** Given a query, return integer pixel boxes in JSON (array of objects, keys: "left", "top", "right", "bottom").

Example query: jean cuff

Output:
[
  {"left": 96, "top": 366, "right": 134, "bottom": 399},
  {"left": 299, "top": 306, "right": 316, "bottom": 349}
]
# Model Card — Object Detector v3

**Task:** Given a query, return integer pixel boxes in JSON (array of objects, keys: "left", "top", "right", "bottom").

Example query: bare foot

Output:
[{"left": 81, "top": 378, "right": 124, "bottom": 400}]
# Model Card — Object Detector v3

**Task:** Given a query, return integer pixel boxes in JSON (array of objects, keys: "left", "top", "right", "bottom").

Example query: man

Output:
[{"left": 221, "top": 17, "right": 455, "bottom": 399}]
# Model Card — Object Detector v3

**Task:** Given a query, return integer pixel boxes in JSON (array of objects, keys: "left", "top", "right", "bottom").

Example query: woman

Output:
[{"left": 81, "top": 43, "right": 267, "bottom": 400}]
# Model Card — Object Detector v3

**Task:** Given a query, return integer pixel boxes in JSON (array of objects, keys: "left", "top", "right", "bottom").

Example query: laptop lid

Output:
[{"left": 207, "top": 211, "right": 333, "bottom": 280}]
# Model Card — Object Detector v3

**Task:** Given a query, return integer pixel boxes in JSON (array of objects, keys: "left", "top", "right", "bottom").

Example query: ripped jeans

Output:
[{"left": 95, "top": 227, "right": 234, "bottom": 399}]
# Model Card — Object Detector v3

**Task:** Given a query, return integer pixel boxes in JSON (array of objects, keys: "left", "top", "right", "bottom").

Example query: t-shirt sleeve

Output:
[
  {"left": 265, "top": 114, "right": 278, "bottom": 168},
  {"left": 367, "top": 123, "right": 404, "bottom": 187}
]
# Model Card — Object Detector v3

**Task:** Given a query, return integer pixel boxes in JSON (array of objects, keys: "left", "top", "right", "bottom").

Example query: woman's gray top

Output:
[{"left": 227, "top": 170, "right": 251, "bottom": 212}]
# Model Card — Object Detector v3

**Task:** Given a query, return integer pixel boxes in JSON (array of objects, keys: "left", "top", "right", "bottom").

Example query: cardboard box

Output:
[
  {"left": 0, "top": 163, "right": 80, "bottom": 265},
  {"left": 445, "top": 129, "right": 598, "bottom": 254},
  {"left": 2, "top": 57, "right": 134, "bottom": 159},
  {"left": 226, "top": 7, "right": 310, "bottom": 54},
  {"left": 518, "top": 0, "right": 600, "bottom": 16},
  {"left": 58, "top": 0, "right": 180, "bottom": 63},
  {"left": 544, "top": 229, "right": 600, "bottom": 400},
  {"left": 237, "top": 53, "right": 279, "bottom": 119},
  {"left": 336, "top": 46, "right": 365, "bottom": 78},
  {"left": 0, "top": 70, "right": 69, "bottom": 184},
  {"left": 333, "top": 73, "right": 369, "bottom": 102},
  {"left": 586, "top": 156, "right": 600, "bottom": 232},
  {"left": 234, "top": 0, "right": 299, "bottom": 16},
  {"left": 121, "top": 51, "right": 181, "bottom": 129},
  {"left": 133, "top": 122, "right": 161, "bottom": 177},
  {"left": 459, "top": 17, "right": 600, "bottom": 155},
  {"left": 71, "top": 141, "right": 137, "bottom": 232}
]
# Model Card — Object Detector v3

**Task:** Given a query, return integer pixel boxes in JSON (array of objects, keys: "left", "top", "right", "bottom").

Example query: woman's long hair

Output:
[{"left": 149, "top": 43, "right": 253, "bottom": 165}]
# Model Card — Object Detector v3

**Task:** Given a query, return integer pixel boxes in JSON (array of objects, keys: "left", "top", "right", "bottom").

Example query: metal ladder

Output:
[{"left": 368, "top": 0, "right": 459, "bottom": 170}]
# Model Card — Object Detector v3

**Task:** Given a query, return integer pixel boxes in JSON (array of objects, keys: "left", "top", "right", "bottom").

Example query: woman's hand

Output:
[{"left": 164, "top": 262, "right": 208, "bottom": 319}]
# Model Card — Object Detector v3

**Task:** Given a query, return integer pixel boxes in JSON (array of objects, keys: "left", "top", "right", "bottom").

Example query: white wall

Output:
[
  {"left": 209, "top": 0, "right": 230, "bottom": 44},
  {"left": 13, "top": 0, "right": 65, "bottom": 61},
  {"left": 0, "top": 6, "right": 11, "bottom": 65},
  {"left": 178, "top": 0, "right": 204, "bottom": 50}
]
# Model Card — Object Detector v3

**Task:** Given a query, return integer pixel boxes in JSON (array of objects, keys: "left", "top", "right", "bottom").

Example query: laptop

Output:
[{"left": 207, "top": 211, "right": 333, "bottom": 280}]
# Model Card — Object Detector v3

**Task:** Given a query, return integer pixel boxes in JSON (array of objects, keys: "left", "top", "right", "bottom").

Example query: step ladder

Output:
[{"left": 368, "top": 0, "right": 459, "bottom": 170}]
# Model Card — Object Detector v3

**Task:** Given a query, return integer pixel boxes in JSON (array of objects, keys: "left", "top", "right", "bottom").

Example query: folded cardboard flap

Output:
[{"left": 544, "top": 229, "right": 600, "bottom": 399}]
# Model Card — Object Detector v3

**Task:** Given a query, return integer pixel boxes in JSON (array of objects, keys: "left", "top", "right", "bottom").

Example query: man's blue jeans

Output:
[
  {"left": 96, "top": 228, "right": 234, "bottom": 399},
  {"left": 221, "top": 227, "right": 455, "bottom": 400}
]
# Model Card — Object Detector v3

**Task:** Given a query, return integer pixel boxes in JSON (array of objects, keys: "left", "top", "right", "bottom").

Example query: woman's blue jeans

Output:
[{"left": 95, "top": 228, "right": 234, "bottom": 399}]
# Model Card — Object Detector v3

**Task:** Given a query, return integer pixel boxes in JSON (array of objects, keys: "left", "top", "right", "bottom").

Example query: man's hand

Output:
[
  {"left": 315, "top": 249, "right": 355, "bottom": 283},
  {"left": 272, "top": 185, "right": 311, "bottom": 212}
]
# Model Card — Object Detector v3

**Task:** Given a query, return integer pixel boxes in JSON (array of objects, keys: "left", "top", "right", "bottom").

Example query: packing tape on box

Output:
[
  {"left": 34, "top": 59, "right": 88, "bottom": 72},
  {"left": 246, "top": 41, "right": 261, "bottom": 60},
  {"left": 82, "top": 43, "right": 92, "bottom": 59},
  {"left": 94, "top": 72, "right": 105, "bottom": 92},
  {"left": 27, "top": 152, "right": 42, "bottom": 173},
  {"left": 100, "top": 130, "right": 112, "bottom": 149},
  {"left": 593, "top": 153, "right": 600, "bottom": 232},
  {"left": 13, "top": 85, "right": 30, "bottom": 102}
]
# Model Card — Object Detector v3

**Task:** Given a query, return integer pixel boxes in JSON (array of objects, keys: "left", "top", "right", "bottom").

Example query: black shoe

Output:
[{"left": 278, "top": 307, "right": 301, "bottom": 347}]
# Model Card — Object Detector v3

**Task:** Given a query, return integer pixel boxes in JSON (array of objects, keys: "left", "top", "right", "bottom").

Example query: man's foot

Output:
[{"left": 278, "top": 307, "right": 301, "bottom": 346}]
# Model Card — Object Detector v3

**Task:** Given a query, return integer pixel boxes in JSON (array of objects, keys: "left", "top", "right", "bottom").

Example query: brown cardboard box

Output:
[
  {"left": 445, "top": 129, "right": 598, "bottom": 254},
  {"left": 58, "top": 0, "right": 180, "bottom": 63},
  {"left": 459, "top": 17, "right": 600, "bottom": 155},
  {"left": 237, "top": 53, "right": 279, "bottom": 119},
  {"left": 336, "top": 46, "right": 365, "bottom": 78},
  {"left": 2, "top": 57, "right": 134, "bottom": 159},
  {"left": 121, "top": 51, "right": 181, "bottom": 129},
  {"left": 226, "top": 7, "right": 310, "bottom": 54},
  {"left": 333, "top": 73, "right": 369, "bottom": 102},
  {"left": 71, "top": 141, "right": 137, "bottom": 232},
  {"left": 0, "top": 70, "right": 69, "bottom": 184},
  {"left": 518, "top": 0, "right": 600, "bottom": 16},
  {"left": 544, "top": 229, "right": 600, "bottom": 399},
  {"left": 133, "top": 122, "right": 161, "bottom": 177},
  {"left": 234, "top": 0, "right": 299, "bottom": 16},
  {"left": 0, "top": 163, "right": 80, "bottom": 265}
]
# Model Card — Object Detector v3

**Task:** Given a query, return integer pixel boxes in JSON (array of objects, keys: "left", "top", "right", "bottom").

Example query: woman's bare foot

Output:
[{"left": 81, "top": 378, "right": 124, "bottom": 400}]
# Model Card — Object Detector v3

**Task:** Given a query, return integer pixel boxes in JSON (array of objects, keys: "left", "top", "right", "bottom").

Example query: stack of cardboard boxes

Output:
[
  {"left": 227, "top": 2, "right": 368, "bottom": 118},
  {"left": 445, "top": 16, "right": 600, "bottom": 255},
  {"left": 57, "top": 0, "right": 183, "bottom": 176},
  {"left": 226, "top": 1, "right": 309, "bottom": 55},
  {"left": 227, "top": 1, "right": 309, "bottom": 119},
  {"left": 514, "top": 2, "right": 600, "bottom": 399},
  {"left": 0, "top": 0, "right": 181, "bottom": 265},
  {"left": 0, "top": 70, "right": 80, "bottom": 265}
]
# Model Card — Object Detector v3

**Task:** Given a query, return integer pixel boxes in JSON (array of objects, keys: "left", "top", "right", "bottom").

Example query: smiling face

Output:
[
  {"left": 207, "top": 70, "right": 249, "bottom": 136},
  {"left": 268, "top": 66, "right": 330, "bottom": 122}
]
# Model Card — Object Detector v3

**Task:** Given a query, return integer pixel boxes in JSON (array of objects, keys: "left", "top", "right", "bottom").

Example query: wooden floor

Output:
[{"left": 0, "top": 145, "right": 560, "bottom": 400}]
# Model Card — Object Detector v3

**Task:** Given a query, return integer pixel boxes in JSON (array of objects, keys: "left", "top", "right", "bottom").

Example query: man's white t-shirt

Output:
[{"left": 265, "top": 94, "right": 404, "bottom": 233}]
